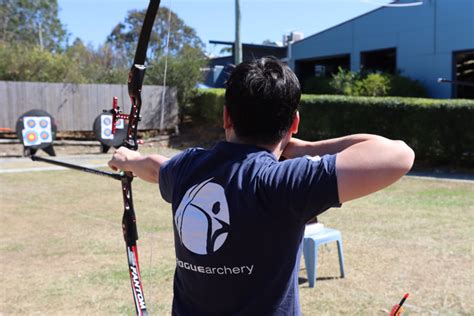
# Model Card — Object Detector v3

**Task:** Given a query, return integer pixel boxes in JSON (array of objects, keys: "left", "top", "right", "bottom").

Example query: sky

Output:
[{"left": 57, "top": 0, "right": 394, "bottom": 56}]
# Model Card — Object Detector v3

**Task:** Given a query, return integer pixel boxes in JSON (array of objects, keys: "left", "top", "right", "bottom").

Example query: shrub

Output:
[
  {"left": 354, "top": 73, "right": 391, "bottom": 97},
  {"left": 298, "top": 95, "right": 474, "bottom": 166},
  {"left": 302, "top": 76, "right": 336, "bottom": 95},
  {"left": 191, "top": 89, "right": 474, "bottom": 167},
  {"left": 330, "top": 67, "right": 359, "bottom": 95},
  {"left": 388, "top": 74, "right": 428, "bottom": 97},
  {"left": 327, "top": 68, "right": 429, "bottom": 98},
  {"left": 191, "top": 89, "right": 225, "bottom": 125}
]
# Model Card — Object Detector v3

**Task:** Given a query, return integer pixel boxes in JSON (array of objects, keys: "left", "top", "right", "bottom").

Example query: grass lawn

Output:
[{"left": 1, "top": 161, "right": 472, "bottom": 315}]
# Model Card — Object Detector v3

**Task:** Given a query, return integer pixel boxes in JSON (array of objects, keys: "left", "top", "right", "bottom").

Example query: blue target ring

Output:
[
  {"left": 40, "top": 131, "right": 50, "bottom": 140},
  {"left": 103, "top": 117, "right": 112, "bottom": 126},
  {"left": 26, "top": 119, "right": 36, "bottom": 128},
  {"left": 103, "top": 128, "right": 112, "bottom": 137},
  {"left": 39, "top": 119, "right": 49, "bottom": 128}
]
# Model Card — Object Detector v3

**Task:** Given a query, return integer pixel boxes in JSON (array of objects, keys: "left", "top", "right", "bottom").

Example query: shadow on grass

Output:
[
  {"left": 298, "top": 276, "right": 343, "bottom": 286},
  {"left": 168, "top": 121, "right": 224, "bottom": 150}
]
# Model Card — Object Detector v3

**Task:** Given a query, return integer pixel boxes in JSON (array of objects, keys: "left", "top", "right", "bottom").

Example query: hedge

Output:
[{"left": 192, "top": 89, "right": 474, "bottom": 166}]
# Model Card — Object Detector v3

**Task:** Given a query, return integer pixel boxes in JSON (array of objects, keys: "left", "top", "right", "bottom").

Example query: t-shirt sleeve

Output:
[
  {"left": 259, "top": 154, "right": 340, "bottom": 223},
  {"left": 159, "top": 149, "right": 192, "bottom": 203}
]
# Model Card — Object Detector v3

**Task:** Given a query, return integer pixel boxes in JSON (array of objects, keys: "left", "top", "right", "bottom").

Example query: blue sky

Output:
[{"left": 57, "top": 0, "right": 392, "bottom": 55}]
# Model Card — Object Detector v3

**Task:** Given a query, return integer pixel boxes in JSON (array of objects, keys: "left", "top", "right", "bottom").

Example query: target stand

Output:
[
  {"left": 16, "top": 109, "right": 57, "bottom": 157},
  {"left": 93, "top": 110, "right": 127, "bottom": 153}
]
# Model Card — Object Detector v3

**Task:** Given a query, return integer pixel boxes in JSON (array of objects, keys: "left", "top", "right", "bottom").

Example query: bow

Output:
[
  {"left": 118, "top": 1, "right": 160, "bottom": 315},
  {"left": 31, "top": 1, "right": 161, "bottom": 314}
]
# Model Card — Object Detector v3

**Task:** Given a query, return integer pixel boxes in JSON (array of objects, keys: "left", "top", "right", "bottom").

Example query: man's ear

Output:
[
  {"left": 290, "top": 111, "right": 300, "bottom": 135},
  {"left": 223, "top": 106, "right": 233, "bottom": 129}
]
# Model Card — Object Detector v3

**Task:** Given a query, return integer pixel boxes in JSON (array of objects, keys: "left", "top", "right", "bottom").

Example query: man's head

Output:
[{"left": 224, "top": 57, "right": 301, "bottom": 145}]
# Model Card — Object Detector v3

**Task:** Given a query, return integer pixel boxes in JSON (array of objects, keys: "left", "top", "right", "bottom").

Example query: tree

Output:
[
  {"left": 147, "top": 45, "right": 207, "bottom": 116},
  {"left": 65, "top": 39, "right": 127, "bottom": 84},
  {"left": 0, "top": 42, "right": 85, "bottom": 82},
  {"left": 0, "top": 0, "right": 68, "bottom": 52},
  {"left": 107, "top": 6, "right": 204, "bottom": 65},
  {"left": 107, "top": 6, "right": 207, "bottom": 114},
  {"left": 262, "top": 39, "right": 278, "bottom": 46}
]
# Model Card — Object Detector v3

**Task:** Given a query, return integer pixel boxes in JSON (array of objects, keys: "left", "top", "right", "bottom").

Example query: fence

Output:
[{"left": 0, "top": 81, "right": 178, "bottom": 131}]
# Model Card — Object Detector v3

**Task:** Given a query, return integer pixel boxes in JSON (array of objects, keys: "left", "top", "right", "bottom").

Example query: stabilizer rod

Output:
[{"left": 31, "top": 155, "right": 124, "bottom": 181}]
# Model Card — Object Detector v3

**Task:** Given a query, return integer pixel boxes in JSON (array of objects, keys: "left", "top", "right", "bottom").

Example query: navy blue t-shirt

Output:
[{"left": 159, "top": 141, "right": 340, "bottom": 316}]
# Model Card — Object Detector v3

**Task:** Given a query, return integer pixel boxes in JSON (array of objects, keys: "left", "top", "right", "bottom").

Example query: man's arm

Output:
[
  {"left": 108, "top": 147, "right": 170, "bottom": 183},
  {"left": 282, "top": 134, "right": 383, "bottom": 158},
  {"left": 283, "top": 135, "right": 415, "bottom": 203}
]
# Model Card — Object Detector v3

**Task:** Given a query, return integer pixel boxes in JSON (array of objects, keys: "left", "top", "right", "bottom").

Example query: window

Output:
[
  {"left": 453, "top": 50, "right": 474, "bottom": 99},
  {"left": 360, "top": 48, "right": 397, "bottom": 74},
  {"left": 296, "top": 54, "right": 350, "bottom": 86}
]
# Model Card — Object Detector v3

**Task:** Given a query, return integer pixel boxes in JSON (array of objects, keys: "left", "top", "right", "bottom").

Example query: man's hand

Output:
[
  {"left": 108, "top": 147, "right": 169, "bottom": 183},
  {"left": 108, "top": 147, "right": 142, "bottom": 172}
]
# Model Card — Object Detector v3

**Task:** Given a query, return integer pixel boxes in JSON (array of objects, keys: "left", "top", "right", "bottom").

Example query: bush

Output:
[
  {"left": 298, "top": 95, "right": 474, "bottom": 166},
  {"left": 191, "top": 89, "right": 225, "bottom": 125},
  {"left": 302, "top": 76, "right": 336, "bottom": 95},
  {"left": 330, "top": 67, "right": 360, "bottom": 95},
  {"left": 388, "top": 74, "right": 428, "bottom": 97},
  {"left": 354, "top": 73, "right": 391, "bottom": 97},
  {"left": 326, "top": 68, "right": 429, "bottom": 98},
  {"left": 192, "top": 89, "right": 474, "bottom": 167}
]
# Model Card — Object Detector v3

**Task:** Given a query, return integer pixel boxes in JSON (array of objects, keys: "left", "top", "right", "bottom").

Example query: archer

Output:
[{"left": 108, "top": 56, "right": 415, "bottom": 315}]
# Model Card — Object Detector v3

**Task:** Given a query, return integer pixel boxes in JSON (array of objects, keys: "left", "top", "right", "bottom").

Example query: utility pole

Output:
[
  {"left": 37, "top": 21, "right": 44, "bottom": 51},
  {"left": 234, "top": 0, "right": 242, "bottom": 65}
]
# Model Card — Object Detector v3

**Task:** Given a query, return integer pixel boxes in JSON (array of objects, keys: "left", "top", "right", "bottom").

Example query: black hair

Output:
[{"left": 224, "top": 56, "right": 301, "bottom": 144}]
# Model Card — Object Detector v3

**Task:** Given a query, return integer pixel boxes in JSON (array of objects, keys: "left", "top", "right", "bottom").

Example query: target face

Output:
[
  {"left": 16, "top": 110, "right": 57, "bottom": 152},
  {"left": 26, "top": 119, "right": 36, "bottom": 128},
  {"left": 115, "top": 118, "right": 124, "bottom": 129},
  {"left": 100, "top": 114, "right": 124, "bottom": 139},
  {"left": 103, "top": 117, "right": 112, "bottom": 126},
  {"left": 22, "top": 130, "right": 40, "bottom": 146},
  {"left": 39, "top": 119, "right": 49, "bottom": 128},
  {"left": 22, "top": 116, "right": 52, "bottom": 146},
  {"left": 40, "top": 131, "right": 50, "bottom": 140},
  {"left": 101, "top": 115, "right": 114, "bottom": 139}
]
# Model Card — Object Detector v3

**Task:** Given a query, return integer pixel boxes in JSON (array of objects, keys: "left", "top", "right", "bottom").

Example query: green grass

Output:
[{"left": 1, "top": 167, "right": 473, "bottom": 315}]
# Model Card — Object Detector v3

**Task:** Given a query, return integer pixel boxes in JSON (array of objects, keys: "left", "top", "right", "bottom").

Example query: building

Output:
[
  {"left": 204, "top": 41, "right": 288, "bottom": 88},
  {"left": 288, "top": 0, "right": 474, "bottom": 99}
]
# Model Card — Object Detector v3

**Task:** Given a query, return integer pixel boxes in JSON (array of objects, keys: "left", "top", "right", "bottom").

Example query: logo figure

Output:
[{"left": 174, "top": 178, "right": 230, "bottom": 255}]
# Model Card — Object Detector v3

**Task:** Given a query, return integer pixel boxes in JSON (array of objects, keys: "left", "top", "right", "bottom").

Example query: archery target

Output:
[
  {"left": 93, "top": 111, "right": 127, "bottom": 150},
  {"left": 101, "top": 114, "right": 124, "bottom": 139},
  {"left": 22, "top": 116, "right": 52, "bottom": 145}
]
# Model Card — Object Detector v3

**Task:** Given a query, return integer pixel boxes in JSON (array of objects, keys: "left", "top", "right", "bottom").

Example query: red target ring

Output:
[{"left": 25, "top": 131, "right": 38, "bottom": 145}]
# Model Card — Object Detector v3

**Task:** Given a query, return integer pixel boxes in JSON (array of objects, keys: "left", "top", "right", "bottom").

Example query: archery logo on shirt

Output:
[{"left": 174, "top": 178, "right": 230, "bottom": 255}]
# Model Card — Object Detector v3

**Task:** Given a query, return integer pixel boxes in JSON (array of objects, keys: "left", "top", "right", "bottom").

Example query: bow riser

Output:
[{"left": 125, "top": 65, "right": 147, "bottom": 150}]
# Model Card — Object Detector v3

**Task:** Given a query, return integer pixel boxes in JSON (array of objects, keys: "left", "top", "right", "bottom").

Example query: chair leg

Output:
[
  {"left": 304, "top": 239, "right": 318, "bottom": 288},
  {"left": 336, "top": 238, "right": 345, "bottom": 278}
]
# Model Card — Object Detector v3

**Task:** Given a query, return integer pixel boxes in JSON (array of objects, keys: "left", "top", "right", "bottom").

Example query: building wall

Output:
[{"left": 290, "top": 0, "right": 474, "bottom": 98}]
